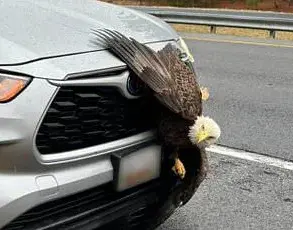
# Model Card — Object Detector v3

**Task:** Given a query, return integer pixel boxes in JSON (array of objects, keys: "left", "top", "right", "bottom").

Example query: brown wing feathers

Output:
[
  {"left": 91, "top": 29, "right": 202, "bottom": 120},
  {"left": 92, "top": 29, "right": 171, "bottom": 92}
]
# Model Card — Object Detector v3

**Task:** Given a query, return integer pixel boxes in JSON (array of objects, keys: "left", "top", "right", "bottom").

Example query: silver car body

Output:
[{"left": 0, "top": 0, "right": 182, "bottom": 228}]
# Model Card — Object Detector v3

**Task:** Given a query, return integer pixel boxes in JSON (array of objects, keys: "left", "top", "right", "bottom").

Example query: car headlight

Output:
[
  {"left": 177, "top": 37, "right": 194, "bottom": 63},
  {"left": 0, "top": 74, "right": 31, "bottom": 103},
  {"left": 176, "top": 37, "right": 197, "bottom": 74}
]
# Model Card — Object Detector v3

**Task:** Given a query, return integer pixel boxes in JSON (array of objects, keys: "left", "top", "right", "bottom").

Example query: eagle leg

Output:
[
  {"left": 200, "top": 86, "right": 210, "bottom": 101},
  {"left": 171, "top": 151, "right": 186, "bottom": 179}
]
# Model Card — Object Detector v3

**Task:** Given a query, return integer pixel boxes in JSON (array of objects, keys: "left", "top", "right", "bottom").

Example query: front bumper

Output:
[
  {"left": 3, "top": 176, "right": 175, "bottom": 230},
  {"left": 2, "top": 144, "right": 208, "bottom": 230}
]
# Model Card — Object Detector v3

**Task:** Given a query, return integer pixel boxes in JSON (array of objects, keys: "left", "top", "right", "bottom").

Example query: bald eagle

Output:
[{"left": 91, "top": 29, "right": 221, "bottom": 179}]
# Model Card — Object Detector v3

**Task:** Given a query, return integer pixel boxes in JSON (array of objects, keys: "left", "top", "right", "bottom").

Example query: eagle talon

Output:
[
  {"left": 172, "top": 157, "right": 186, "bottom": 179},
  {"left": 200, "top": 87, "right": 210, "bottom": 101}
]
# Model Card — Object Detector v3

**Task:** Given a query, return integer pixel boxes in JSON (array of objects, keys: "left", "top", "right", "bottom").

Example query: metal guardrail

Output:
[{"left": 130, "top": 6, "right": 293, "bottom": 38}]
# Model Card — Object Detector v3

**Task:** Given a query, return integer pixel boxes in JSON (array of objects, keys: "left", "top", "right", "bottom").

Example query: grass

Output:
[
  {"left": 276, "top": 31, "right": 293, "bottom": 40},
  {"left": 216, "top": 27, "right": 268, "bottom": 38},
  {"left": 170, "top": 23, "right": 293, "bottom": 41},
  {"left": 171, "top": 24, "right": 211, "bottom": 33}
]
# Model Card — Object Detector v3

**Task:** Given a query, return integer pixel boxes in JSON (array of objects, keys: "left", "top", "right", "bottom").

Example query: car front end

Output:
[{"left": 0, "top": 1, "right": 207, "bottom": 229}]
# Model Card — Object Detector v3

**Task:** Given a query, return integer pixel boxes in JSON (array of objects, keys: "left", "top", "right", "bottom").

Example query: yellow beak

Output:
[{"left": 196, "top": 131, "right": 209, "bottom": 143}]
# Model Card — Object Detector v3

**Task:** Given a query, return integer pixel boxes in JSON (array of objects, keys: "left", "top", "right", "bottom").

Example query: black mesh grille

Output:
[{"left": 36, "top": 86, "right": 156, "bottom": 154}]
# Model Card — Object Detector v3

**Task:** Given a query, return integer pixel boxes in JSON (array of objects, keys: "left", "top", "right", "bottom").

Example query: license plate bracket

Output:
[{"left": 111, "top": 145, "right": 162, "bottom": 192}]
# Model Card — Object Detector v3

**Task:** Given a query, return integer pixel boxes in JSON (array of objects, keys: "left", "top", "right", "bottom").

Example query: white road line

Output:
[{"left": 207, "top": 145, "right": 293, "bottom": 171}]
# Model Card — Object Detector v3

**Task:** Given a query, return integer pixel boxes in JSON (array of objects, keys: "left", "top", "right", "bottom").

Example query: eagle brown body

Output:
[{"left": 158, "top": 112, "right": 194, "bottom": 147}]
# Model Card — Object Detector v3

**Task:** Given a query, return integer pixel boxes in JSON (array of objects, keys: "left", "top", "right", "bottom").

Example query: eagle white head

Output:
[{"left": 188, "top": 115, "right": 221, "bottom": 148}]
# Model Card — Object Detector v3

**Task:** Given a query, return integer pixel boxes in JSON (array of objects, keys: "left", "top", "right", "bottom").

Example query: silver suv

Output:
[{"left": 0, "top": 1, "right": 207, "bottom": 229}]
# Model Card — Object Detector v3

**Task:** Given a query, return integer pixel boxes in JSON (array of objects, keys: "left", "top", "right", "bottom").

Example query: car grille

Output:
[
  {"left": 3, "top": 176, "right": 177, "bottom": 230},
  {"left": 36, "top": 86, "right": 156, "bottom": 155}
]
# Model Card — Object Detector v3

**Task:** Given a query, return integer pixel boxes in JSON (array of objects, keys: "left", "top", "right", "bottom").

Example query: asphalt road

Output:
[
  {"left": 156, "top": 33, "right": 293, "bottom": 229},
  {"left": 158, "top": 152, "right": 293, "bottom": 230}
]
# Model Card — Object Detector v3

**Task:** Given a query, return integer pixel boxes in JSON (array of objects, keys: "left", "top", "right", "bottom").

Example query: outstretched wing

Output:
[{"left": 91, "top": 29, "right": 202, "bottom": 120}]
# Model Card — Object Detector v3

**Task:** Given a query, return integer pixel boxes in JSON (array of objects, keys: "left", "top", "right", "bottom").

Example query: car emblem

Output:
[{"left": 126, "top": 73, "right": 145, "bottom": 96}]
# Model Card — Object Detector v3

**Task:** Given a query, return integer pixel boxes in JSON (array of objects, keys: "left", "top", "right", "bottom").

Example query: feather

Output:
[{"left": 91, "top": 29, "right": 202, "bottom": 120}]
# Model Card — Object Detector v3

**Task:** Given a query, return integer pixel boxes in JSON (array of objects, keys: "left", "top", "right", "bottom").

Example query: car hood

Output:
[
  {"left": 0, "top": 0, "right": 178, "bottom": 65},
  {"left": 2, "top": 40, "right": 177, "bottom": 80}
]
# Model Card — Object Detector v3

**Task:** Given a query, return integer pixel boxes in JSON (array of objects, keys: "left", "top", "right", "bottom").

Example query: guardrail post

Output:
[
  {"left": 269, "top": 30, "right": 276, "bottom": 39},
  {"left": 210, "top": 26, "right": 216, "bottom": 34}
]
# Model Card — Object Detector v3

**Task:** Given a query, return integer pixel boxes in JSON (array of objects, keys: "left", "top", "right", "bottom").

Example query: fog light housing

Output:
[{"left": 0, "top": 74, "right": 31, "bottom": 103}]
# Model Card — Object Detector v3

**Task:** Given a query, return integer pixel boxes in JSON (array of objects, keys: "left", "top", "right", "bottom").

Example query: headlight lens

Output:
[
  {"left": 177, "top": 37, "right": 197, "bottom": 74},
  {"left": 0, "top": 74, "right": 31, "bottom": 103},
  {"left": 177, "top": 37, "right": 194, "bottom": 63}
]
